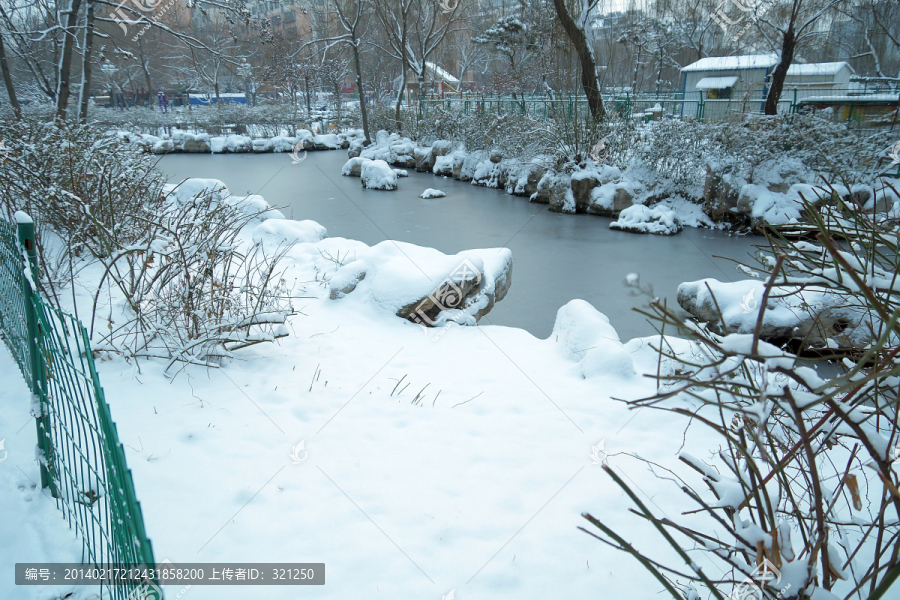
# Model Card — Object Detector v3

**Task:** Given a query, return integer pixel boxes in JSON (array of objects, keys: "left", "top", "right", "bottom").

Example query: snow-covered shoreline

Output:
[{"left": 342, "top": 128, "right": 900, "bottom": 234}]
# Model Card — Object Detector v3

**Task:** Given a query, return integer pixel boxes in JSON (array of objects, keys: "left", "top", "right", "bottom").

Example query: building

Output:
[
  {"left": 783, "top": 62, "right": 854, "bottom": 102},
  {"left": 680, "top": 55, "right": 855, "bottom": 119}
]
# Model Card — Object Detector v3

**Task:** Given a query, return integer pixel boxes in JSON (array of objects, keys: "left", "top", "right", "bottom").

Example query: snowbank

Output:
[
  {"left": 252, "top": 220, "right": 328, "bottom": 247},
  {"left": 551, "top": 299, "right": 636, "bottom": 380},
  {"left": 420, "top": 188, "right": 446, "bottom": 198}
]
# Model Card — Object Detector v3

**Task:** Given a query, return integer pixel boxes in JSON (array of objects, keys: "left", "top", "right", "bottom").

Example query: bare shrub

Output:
[{"left": 582, "top": 193, "right": 900, "bottom": 599}]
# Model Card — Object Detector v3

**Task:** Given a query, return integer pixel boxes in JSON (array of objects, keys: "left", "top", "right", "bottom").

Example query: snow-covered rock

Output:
[
  {"left": 270, "top": 135, "right": 298, "bottom": 153},
  {"left": 252, "top": 220, "right": 328, "bottom": 248},
  {"left": 414, "top": 147, "right": 435, "bottom": 173},
  {"left": 677, "top": 278, "right": 874, "bottom": 347},
  {"left": 342, "top": 157, "right": 372, "bottom": 177},
  {"left": 210, "top": 136, "right": 226, "bottom": 154},
  {"left": 151, "top": 139, "right": 175, "bottom": 155},
  {"left": 135, "top": 134, "right": 161, "bottom": 152},
  {"left": 313, "top": 133, "right": 341, "bottom": 150},
  {"left": 420, "top": 189, "right": 446, "bottom": 199},
  {"left": 431, "top": 140, "right": 453, "bottom": 157},
  {"left": 505, "top": 161, "right": 546, "bottom": 197},
  {"left": 361, "top": 160, "right": 399, "bottom": 190},
  {"left": 295, "top": 129, "right": 315, "bottom": 150},
  {"left": 225, "top": 135, "right": 252, "bottom": 153},
  {"left": 433, "top": 154, "right": 455, "bottom": 176},
  {"left": 327, "top": 241, "right": 512, "bottom": 326},
  {"left": 472, "top": 159, "right": 502, "bottom": 188},
  {"left": 610, "top": 204, "right": 682, "bottom": 235},
  {"left": 252, "top": 138, "right": 273, "bottom": 153}
]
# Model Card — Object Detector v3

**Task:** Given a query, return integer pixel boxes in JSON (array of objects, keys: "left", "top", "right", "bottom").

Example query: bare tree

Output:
[
  {"left": 0, "top": 28, "right": 21, "bottom": 119},
  {"left": 552, "top": 0, "right": 605, "bottom": 120},
  {"left": 312, "top": 0, "right": 373, "bottom": 143},
  {"left": 372, "top": 0, "right": 414, "bottom": 129},
  {"left": 755, "top": 0, "right": 844, "bottom": 115}
]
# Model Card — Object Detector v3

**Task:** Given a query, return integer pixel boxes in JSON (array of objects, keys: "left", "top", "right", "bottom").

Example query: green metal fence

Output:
[
  {"left": 0, "top": 214, "right": 159, "bottom": 599},
  {"left": 420, "top": 89, "right": 900, "bottom": 126}
]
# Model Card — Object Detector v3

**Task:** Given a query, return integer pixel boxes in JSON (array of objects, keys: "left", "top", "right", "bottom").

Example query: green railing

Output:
[
  {"left": 0, "top": 214, "right": 159, "bottom": 599},
  {"left": 419, "top": 88, "right": 900, "bottom": 125}
]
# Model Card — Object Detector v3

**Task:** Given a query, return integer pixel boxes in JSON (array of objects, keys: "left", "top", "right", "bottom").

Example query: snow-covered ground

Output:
[
  {"left": 5, "top": 178, "right": 861, "bottom": 600},
  {"left": 0, "top": 348, "right": 91, "bottom": 600}
]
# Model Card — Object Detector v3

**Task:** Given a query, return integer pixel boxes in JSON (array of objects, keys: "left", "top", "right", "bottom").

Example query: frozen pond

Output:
[{"left": 159, "top": 151, "right": 759, "bottom": 341}]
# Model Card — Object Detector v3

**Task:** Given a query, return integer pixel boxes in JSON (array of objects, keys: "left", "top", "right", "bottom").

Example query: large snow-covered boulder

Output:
[
  {"left": 252, "top": 138, "right": 273, "bottom": 153},
  {"left": 677, "top": 278, "right": 873, "bottom": 347},
  {"left": 182, "top": 133, "right": 211, "bottom": 153},
  {"left": 361, "top": 160, "right": 399, "bottom": 190},
  {"left": 433, "top": 154, "right": 456, "bottom": 176},
  {"left": 505, "top": 162, "right": 545, "bottom": 197},
  {"left": 210, "top": 136, "right": 226, "bottom": 154},
  {"left": 327, "top": 241, "right": 512, "bottom": 326},
  {"left": 431, "top": 140, "right": 453, "bottom": 157},
  {"left": 313, "top": 133, "right": 342, "bottom": 150},
  {"left": 550, "top": 300, "right": 635, "bottom": 380},
  {"left": 610, "top": 204, "right": 681, "bottom": 235},
  {"left": 414, "top": 147, "right": 436, "bottom": 173},
  {"left": 472, "top": 159, "right": 502, "bottom": 188},
  {"left": 225, "top": 135, "right": 252, "bottom": 153},
  {"left": 252, "top": 220, "right": 327, "bottom": 247},
  {"left": 295, "top": 129, "right": 315, "bottom": 150},
  {"left": 270, "top": 135, "right": 298, "bottom": 153},
  {"left": 389, "top": 143, "right": 417, "bottom": 168},
  {"left": 342, "top": 157, "right": 372, "bottom": 177},
  {"left": 151, "top": 139, "right": 175, "bottom": 155}
]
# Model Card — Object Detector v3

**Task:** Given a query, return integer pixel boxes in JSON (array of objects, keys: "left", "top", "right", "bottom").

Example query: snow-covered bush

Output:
[
  {"left": 91, "top": 182, "right": 298, "bottom": 371},
  {"left": 582, "top": 194, "right": 900, "bottom": 599},
  {"left": 0, "top": 118, "right": 167, "bottom": 308},
  {"left": 631, "top": 113, "right": 891, "bottom": 199}
]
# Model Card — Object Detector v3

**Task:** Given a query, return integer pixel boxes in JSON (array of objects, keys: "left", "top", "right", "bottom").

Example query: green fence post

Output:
[{"left": 16, "top": 213, "right": 55, "bottom": 496}]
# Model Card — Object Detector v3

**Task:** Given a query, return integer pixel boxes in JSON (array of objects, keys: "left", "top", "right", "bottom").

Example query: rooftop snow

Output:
[
  {"left": 695, "top": 76, "right": 738, "bottom": 90},
  {"left": 787, "top": 62, "right": 852, "bottom": 76},
  {"left": 425, "top": 61, "right": 460, "bottom": 84},
  {"left": 799, "top": 94, "right": 900, "bottom": 103},
  {"left": 681, "top": 54, "right": 779, "bottom": 73}
]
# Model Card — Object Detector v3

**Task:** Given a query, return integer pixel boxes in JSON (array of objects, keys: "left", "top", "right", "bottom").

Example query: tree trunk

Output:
[
  {"left": 304, "top": 75, "right": 310, "bottom": 112},
  {"left": 55, "top": 0, "right": 84, "bottom": 122},
  {"left": 351, "top": 41, "right": 371, "bottom": 144},
  {"left": 79, "top": 0, "right": 96, "bottom": 123},
  {"left": 214, "top": 81, "right": 221, "bottom": 109},
  {"left": 764, "top": 26, "right": 796, "bottom": 116},
  {"left": 0, "top": 30, "right": 21, "bottom": 120},
  {"left": 138, "top": 38, "right": 154, "bottom": 111},
  {"left": 551, "top": 0, "right": 605, "bottom": 121},
  {"left": 394, "top": 18, "right": 408, "bottom": 131}
]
